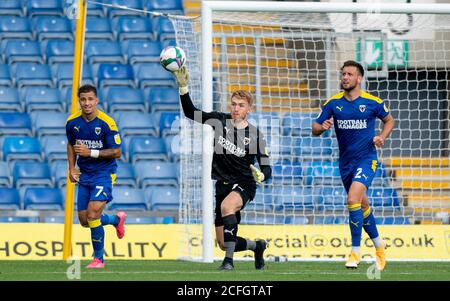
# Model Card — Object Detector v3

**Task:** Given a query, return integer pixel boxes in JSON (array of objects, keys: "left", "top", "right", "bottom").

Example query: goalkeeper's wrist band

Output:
[
  {"left": 179, "top": 86, "right": 189, "bottom": 95},
  {"left": 90, "top": 149, "right": 100, "bottom": 158}
]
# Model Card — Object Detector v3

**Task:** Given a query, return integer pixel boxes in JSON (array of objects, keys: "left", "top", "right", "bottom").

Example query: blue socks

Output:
[
  {"left": 88, "top": 219, "right": 104, "bottom": 261},
  {"left": 101, "top": 214, "right": 119, "bottom": 226},
  {"left": 348, "top": 203, "right": 363, "bottom": 248},
  {"left": 363, "top": 207, "right": 379, "bottom": 239}
]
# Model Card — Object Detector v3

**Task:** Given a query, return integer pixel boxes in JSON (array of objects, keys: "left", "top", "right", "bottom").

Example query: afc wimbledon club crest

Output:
[
  {"left": 359, "top": 105, "right": 366, "bottom": 112},
  {"left": 95, "top": 127, "right": 101, "bottom": 135}
]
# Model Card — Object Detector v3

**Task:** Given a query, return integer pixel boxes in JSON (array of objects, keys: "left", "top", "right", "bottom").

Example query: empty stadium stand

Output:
[{"left": 1, "top": 0, "right": 439, "bottom": 226}]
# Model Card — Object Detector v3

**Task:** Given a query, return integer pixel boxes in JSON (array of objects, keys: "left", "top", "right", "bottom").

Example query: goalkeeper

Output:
[
  {"left": 312, "top": 60, "right": 395, "bottom": 271},
  {"left": 173, "top": 65, "right": 272, "bottom": 271}
]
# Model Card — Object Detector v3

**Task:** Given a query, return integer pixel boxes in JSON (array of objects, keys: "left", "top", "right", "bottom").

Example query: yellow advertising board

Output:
[{"left": 0, "top": 224, "right": 449, "bottom": 260}]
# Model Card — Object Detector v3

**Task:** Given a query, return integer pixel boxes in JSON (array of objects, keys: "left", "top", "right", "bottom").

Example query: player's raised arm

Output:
[{"left": 173, "top": 65, "right": 223, "bottom": 125}]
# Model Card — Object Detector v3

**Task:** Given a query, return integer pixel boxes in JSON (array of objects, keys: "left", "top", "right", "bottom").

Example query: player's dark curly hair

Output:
[
  {"left": 341, "top": 60, "right": 364, "bottom": 77},
  {"left": 77, "top": 84, "right": 97, "bottom": 97}
]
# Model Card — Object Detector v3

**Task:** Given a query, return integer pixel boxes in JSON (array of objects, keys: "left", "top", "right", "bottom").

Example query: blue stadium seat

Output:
[
  {"left": 271, "top": 162, "right": 303, "bottom": 185},
  {"left": 0, "top": 162, "right": 11, "bottom": 187},
  {"left": 0, "top": 112, "right": 32, "bottom": 136},
  {"left": 135, "top": 62, "right": 176, "bottom": 89},
  {"left": 270, "top": 136, "right": 298, "bottom": 160},
  {"left": 245, "top": 187, "right": 273, "bottom": 211},
  {"left": 46, "top": 40, "right": 75, "bottom": 65},
  {"left": 55, "top": 63, "right": 94, "bottom": 90},
  {"left": 116, "top": 111, "right": 157, "bottom": 137},
  {"left": 34, "top": 16, "right": 73, "bottom": 42},
  {"left": 85, "top": 17, "right": 114, "bottom": 40},
  {"left": 24, "top": 187, "right": 63, "bottom": 210},
  {"left": 12, "top": 161, "right": 53, "bottom": 188},
  {"left": 282, "top": 112, "right": 319, "bottom": 136},
  {"left": 146, "top": 0, "right": 184, "bottom": 15},
  {"left": 41, "top": 135, "right": 67, "bottom": 163},
  {"left": 0, "top": 16, "right": 33, "bottom": 40},
  {"left": 2, "top": 136, "right": 42, "bottom": 163},
  {"left": 86, "top": 2, "right": 105, "bottom": 17},
  {"left": 43, "top": 215, "right": 79, "bottom": 223},
  {"left": 162, "top": 39, "right": 177, "bottom": 49},
  {"left": 125, "top": 216, "right": 174, "bottom": 224},
  {"left": 14, "top": 63, "right": 52, "bottom": 88},
  {"left": 304, "top": 160, "right": 341, "bottom": 186},
  {"left": 129, "top": 136, "right": 167, "bottom": 163},
  {"left": 159, "top": 112, "right": 180, "bottom": 137},
  {"left": 135, "top": 161, "right": 178, "bottom": 188},
  {"left": 285, "top": 216, "right": 310, "bottom": 225},
  {"left": 115, "top": 17, "right": 154, "bottom": 41},
  {"left": 372, "top": 162, "right": 391, "bottom": 187},
  {"left": 105, "top": 87, "right": 146, "bottom": 113},
  {"left": 147, "top": 186, "right": 179, "bottom": 211},
  {"left": 97, "top": 64, "right": 134, "bottom": 89},
  {"left": 375, "top": 216, "right": 410, "bottom": 225},
  {"left": 164, "top": 135, "right": 180, "bottom": 162},
  {"left": 248, "top": 112, "right": 281, "bottom": 136},
  {"left": 86, "top": 40, "right": 124, "bottom": 66},
  {"left": 0, "top": 87, "right": 22, "bottom": 112},
  {"left": 0, "top": 187, "right": 20, "bottom": 209},
  {"left": 312, "top": 216, "right": 348, "bottom": 224},
  {"left": 43, "top": 216, "right": 65, "bottom": 223},
  {"left": 148, "top": 87, "right": 179, "bottom": 112},
  {"left": 51, "top": 160, "right": 68, "bottom": 188},
  {"left": 4, "top": 40, "right": 43, "bottom": 65},
  {"left": 294, "top": 137, "right": 333, "bottom": 158},
  {"left": 368, "top": 188, "right": 401, "bottom": 207},
  {"left": 124, "top": 40, "right": 161, "bottom": 65},
  {"left": 241, "top": 214, "right": 287, "bottom": 225},
  {"left": 109, "top": 187, "right": 147, "bottom": 211},
  {"left": 115, "top": 161, "right": 137, "bottom": 188},
  {"left": 153, "top": 16, "right": 176, "bottom": 42},
  {"left": 33, "top": 111, "right": 67, "bottom": 137},
  {"left": 106, "top": 0, "right": 145, "bottom": 18},
  {"left": 0, "top": 216, "right": 39, "bottom": 223},
  {"left": 0, "top": 64, "right": 12, "bottom": 86},
  {"left": 320, "top": 186, "right": 347, "bottom": 210},
  {"left": 26, "top": 0, "right": 63, "bottom": 17},
  {"left": 273, "top": 187, "right": 319, "bottom": 211},
  {"left": 24, "top": 87, "right": 63, "bottom": 113},
  {"left": 0, "top": 1, "right": 24, "bottom": 17}
]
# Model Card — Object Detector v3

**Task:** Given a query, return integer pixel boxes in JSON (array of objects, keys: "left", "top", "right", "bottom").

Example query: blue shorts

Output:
[
  {"left": 77, "top": 173, "right": 116, "bottom": 211},
  {"left": 340, "top": 157, "right": 378, "bottom": 193}
]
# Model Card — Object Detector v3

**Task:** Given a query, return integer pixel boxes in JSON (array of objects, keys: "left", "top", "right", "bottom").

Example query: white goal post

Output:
[{"left": 173, "top": 1, "right": 450, "bottom": 263}]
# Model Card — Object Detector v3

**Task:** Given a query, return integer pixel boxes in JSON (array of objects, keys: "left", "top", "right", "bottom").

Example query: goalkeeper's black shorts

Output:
[{"left": 214, "top": 180, "right": 256, "bottom": 227}]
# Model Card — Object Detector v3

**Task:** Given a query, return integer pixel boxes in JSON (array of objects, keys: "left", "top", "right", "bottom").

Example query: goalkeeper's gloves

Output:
[
  {"left": 173, "top": 65, "right": 190, "bottom": 95},
  {"left": 250, "top": 164, "right": 265, "bottom": 184}
]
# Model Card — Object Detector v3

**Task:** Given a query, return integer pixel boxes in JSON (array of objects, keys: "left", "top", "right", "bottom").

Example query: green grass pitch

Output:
[{"left": 0, "top": 260, "right": 449, "bottom": 281}]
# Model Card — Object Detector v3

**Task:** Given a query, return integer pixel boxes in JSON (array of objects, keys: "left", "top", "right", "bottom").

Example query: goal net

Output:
[{"left": 171, "top": 1, "right": 450, "bottom": 262}]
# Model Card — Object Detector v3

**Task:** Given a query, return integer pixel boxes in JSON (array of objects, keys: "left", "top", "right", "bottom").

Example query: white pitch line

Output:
[{"left": 0, "top": 270, "right": 437, "bottom": 276}]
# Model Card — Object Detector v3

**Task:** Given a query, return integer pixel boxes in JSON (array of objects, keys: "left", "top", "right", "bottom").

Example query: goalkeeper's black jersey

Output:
[{"left": 180, "top": 93, "right": 272, "bottom": 184}]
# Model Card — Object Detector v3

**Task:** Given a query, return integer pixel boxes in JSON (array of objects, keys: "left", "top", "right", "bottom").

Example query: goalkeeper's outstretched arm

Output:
[{"left": 174, "top": 66, "right": 222, "bottom": 124}]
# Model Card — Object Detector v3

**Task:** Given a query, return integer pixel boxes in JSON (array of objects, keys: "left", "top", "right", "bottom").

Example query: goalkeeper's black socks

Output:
[
  {"left": 235, "top": 236, "right": 257, "bottom": 252},
  {"left": 223, "top": 214, "right": 238, "bottom": 259}
]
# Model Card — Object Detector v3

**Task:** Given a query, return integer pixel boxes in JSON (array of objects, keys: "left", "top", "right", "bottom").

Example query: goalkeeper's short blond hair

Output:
[{"left": 231, "top": 90, "right": 253, "bottom": 107}]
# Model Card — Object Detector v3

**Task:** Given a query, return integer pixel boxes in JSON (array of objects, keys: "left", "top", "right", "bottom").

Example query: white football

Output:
[{"left": 160, "top": 46, "right": 186, "bottom": 72}]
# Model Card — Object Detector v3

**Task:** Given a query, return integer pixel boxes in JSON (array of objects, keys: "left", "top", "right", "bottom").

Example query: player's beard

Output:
[{"left": 340, "top": 81, "right": 357, "bottom": 92}]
